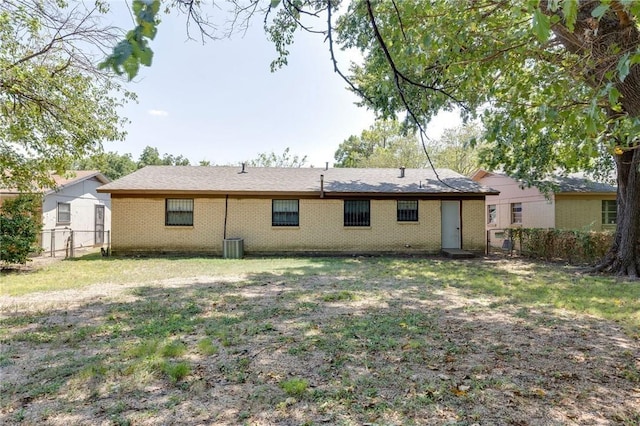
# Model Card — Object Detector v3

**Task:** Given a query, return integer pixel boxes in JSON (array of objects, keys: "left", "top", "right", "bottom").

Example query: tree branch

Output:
[
  {"left": 326, "top": 1, "right": 375, "bottom": 105},
  {"left": 364, "top": 0, "right": 464, "bottom": 191}
]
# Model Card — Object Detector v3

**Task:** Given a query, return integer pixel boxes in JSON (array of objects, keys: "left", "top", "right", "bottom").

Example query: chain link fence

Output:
[{"left": 39, "top": 229, "right": 110, "bottom": 258}]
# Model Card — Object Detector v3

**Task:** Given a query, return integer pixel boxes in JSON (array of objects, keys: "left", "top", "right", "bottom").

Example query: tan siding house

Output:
[
  {"left": 471, "top": 170, "right": 616, "bottom": 246},
  {"left": 98, "top": 166, "right": 497, "bottom": 256}
]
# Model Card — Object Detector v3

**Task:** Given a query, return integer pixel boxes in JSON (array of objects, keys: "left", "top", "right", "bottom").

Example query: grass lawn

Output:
[{"left": 1, "top": 255, "right": 639, "bottom": 425}]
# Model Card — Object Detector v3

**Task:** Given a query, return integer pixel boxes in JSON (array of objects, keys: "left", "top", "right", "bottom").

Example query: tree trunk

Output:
[
  {"left": 593, "top": 148, "right": 640, "bottom": 277},
  {"left": 546, "top": 1, "right": 640, "bottom": 277}
]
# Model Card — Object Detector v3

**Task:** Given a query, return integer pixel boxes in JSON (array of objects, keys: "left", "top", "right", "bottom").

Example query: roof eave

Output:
[{"left": 47, "top": 171, "right": 110, "bottom": 195}]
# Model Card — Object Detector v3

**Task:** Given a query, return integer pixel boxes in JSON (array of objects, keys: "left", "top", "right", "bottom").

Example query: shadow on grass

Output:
[{"left": 1, "top": 260, "right": 639, "bottom": 425}]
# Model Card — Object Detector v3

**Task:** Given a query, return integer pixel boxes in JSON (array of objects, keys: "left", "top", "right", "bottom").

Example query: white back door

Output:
[{"left": 441, "top": 200, "right": 461, "bottom": 249}]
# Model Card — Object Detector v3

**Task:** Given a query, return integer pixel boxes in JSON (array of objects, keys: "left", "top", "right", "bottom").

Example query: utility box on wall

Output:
[{"left": 223, "top": 238, "right": 244, "bottom": 259}]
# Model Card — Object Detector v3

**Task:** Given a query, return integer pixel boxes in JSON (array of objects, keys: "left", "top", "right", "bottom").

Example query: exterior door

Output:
[
  {"left": 95, "top": 205, "right": 105, "bottom": 245},
  {"left": 441, "top": 200, "right": 461, "bottom": 249}
]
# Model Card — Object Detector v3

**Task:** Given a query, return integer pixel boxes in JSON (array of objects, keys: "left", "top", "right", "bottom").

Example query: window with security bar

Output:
[
  {"left": 272, "top": 199, "right": 299, "bottom": 226},
  {"left": 397, "top": 200, "right": 418, "bottom": 222},
  {"left": 166, "top": 199, "right": 194, "bottom": 226},
  {"left": 344, "top": 200, "right": 370, "bottom": 226}
]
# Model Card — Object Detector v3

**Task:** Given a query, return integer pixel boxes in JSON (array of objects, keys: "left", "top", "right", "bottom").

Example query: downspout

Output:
[{"left": 223, "top": 194, "right": 229, "bottom": 240}]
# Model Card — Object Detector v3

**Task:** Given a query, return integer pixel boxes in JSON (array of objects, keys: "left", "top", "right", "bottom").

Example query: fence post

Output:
[
  {"left": 70, "top": 230, "right": 74, "bottom": 258},
  {"left": 50, "top": 230, "right": 55, "bottom": 257},
  {"left": 486, "top": 230, "right": 490, "bottom": 255}
]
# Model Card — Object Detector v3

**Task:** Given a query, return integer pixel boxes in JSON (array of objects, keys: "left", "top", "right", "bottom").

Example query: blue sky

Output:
[{"left": 103, "top": 2, "right": 459, "bottom": 167}]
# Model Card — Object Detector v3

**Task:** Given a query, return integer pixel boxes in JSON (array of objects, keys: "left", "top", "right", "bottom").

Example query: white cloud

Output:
[{"left": 148, "top": 109, "right": 169, "bottom": 117}]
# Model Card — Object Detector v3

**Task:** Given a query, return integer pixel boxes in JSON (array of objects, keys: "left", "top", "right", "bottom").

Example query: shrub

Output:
[
  {"left": 0, "top": 195, "right": 42, "bottom": 265},
  {"left": 506, "top": 228, "right": 613, "bottom": 265}
]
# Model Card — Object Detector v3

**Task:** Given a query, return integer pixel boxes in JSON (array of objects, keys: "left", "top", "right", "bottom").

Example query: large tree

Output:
[
  {"left": 428, "top": 124, "right": 484, "bottom": 176},
  {"left": 1, "top": 0, "right": 128, "bottom": 191},
  {"left": 335, "top": 120, "right": 483, "bottom": 173},
  {"left": 336, "top": 1, "right": 640, "bottom": 277},
  {"left": 136, "top": 146, "right": 190, "bottom": 167},
  {"left": 74, "top": 151, "right": 138, "bottom": 180},
  {"left": 334, "top": 120, "right": 427, "bottom": 168},
  {"left": 107, "top": 1, "right": 640, "bottom": 277}
]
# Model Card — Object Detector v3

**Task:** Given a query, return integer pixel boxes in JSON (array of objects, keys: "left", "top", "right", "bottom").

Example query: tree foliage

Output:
[
  {"left": 340, "top": 0, "right": 640, "bottom": 276},
  {"left": 335, "top": 120, "right": 483, "bottom": 173},
  {"left": 74, "top": 152, "right": 138, "bottom": 181},
  {"left": 334, "top": 120, "right": 426, "bottom": 168},
  {"left": 75, "top": 146, "right": 191, "bottom": 180},
  {"left": 0, "top": 194, "right": 42, "bottom": 265},
  {"left": 137, "top": 146, "right": 191, "bottom": 167},
  {"left": 247, "top": 147, "right": 307, "bottom": 167},
  {"left": 1, "top": 0, "right": 129, "bottom": 192},
  {"left": 429, "top": 124, "right": 483, "bottom": 176}
]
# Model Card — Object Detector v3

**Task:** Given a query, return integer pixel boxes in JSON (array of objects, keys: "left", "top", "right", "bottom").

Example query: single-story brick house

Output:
[
  {"left": 471, "top": 169, "right": 617, "bottom": 246},
  {"left": 97, "top": 166, "right": 498, "bottom": 256}
]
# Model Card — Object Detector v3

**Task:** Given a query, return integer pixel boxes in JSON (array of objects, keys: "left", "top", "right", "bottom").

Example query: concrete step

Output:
[{"left": 442, "top": 248, "right": 475, "bottom": 259}]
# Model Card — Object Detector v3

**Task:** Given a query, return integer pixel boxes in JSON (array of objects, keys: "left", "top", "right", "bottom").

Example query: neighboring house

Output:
[
  {"left": 471, "top": 170, "right": 616, "bottom": 244},
  {"left": 0, "top": 171, "right": 111, "bottom": 254},
  {"left": 97, "top": 166, "right": 499, "bottom": 256}
]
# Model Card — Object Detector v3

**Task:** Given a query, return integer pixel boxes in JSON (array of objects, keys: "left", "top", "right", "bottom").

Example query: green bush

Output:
[
  {"left": 506, "top": 228, "right": 613, "bottom": 265},
  {"left": 0, "top": 195, "right": 42, "bottom": 265}
]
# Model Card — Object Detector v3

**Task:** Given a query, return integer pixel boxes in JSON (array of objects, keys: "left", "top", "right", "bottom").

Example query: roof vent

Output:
[
  {"left": 400, "top": 166, "right": 405, "bottom": 178},
  {"left": 240, "top": 162, "right": 247, "bottom": 174},
  {"left": 320, "top": 174, "right": 324, "bottom": 198},
  {"left": 325, "top": 162, "right": 329, "bottom": 171}
]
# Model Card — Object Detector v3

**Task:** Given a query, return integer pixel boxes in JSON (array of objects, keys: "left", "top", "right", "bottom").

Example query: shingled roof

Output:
[
  {"left": 545, "top": 175, "right": 616, "bottom": 193},
  {"left": 98, "top": 166, "right": 498, "bottom": 196},
  {"left": 1, "top": 171, "right": 109, "bottom": 195},
  {"left": 471, "top": 169, "right": 615, "bottom": 194}
]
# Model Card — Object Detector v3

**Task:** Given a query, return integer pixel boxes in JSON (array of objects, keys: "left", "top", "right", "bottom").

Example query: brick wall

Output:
[
  {"left": 554, "top": 194, "right": 616, "bottom": 231},
  {"left": 462, "top": 199, "right": 487, "bottom": 251},
  {"left": 111, "top": 196, "right": 486, "bottom": 254}
]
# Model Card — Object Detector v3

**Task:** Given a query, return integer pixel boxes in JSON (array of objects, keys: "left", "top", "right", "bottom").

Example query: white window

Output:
[
  {"left": 487, "top": 204, "right": 497, "bottom": 224},
  {"left": 511, "top": 203, "right": 522, "bottom": 224},
  {"left": 602, "top": 200, "right": 617, "bottom": 225},
  {"left": 57, "top": 202, "right": 71, "bottom": 223}
]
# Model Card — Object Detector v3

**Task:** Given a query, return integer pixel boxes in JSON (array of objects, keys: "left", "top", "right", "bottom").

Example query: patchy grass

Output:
[
  {"left": 0, "top": 255, "right": 639, "bottom": 425},
  {"left": 0, "top": 254, "right": 324, "bottom": 296},
  {"left": 280, "top": 377, "right": 309, "bottom": 397}
]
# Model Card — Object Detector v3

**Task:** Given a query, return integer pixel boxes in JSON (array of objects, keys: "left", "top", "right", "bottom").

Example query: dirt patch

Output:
[{"left": 1, "top": 258, "right": 639, "bottom": 425}]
